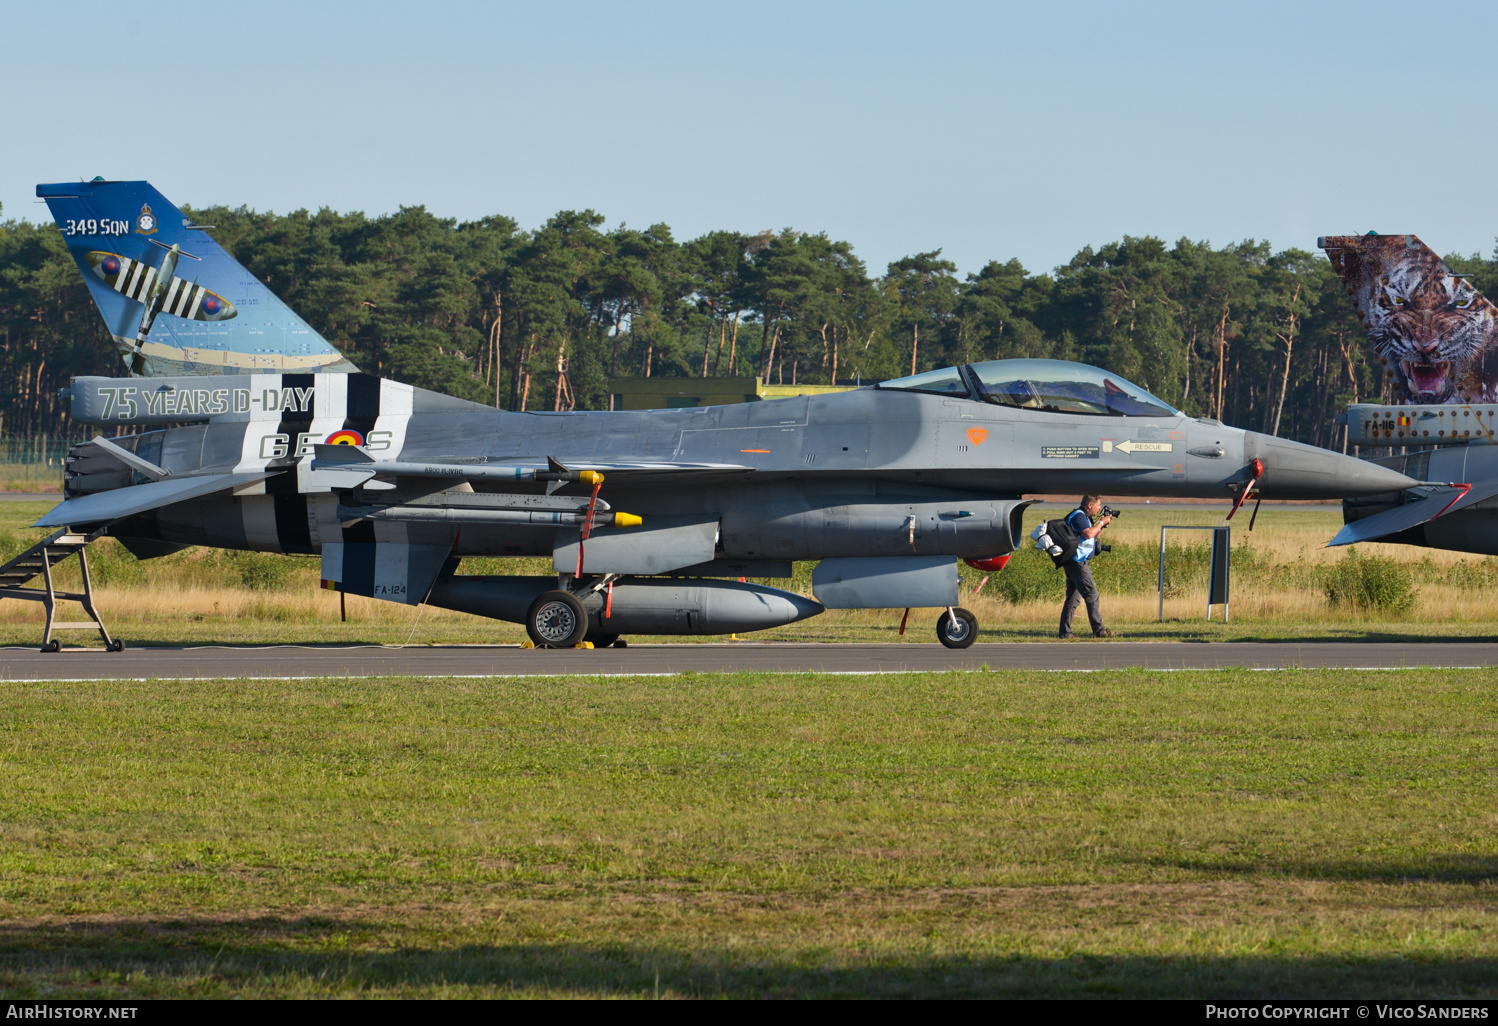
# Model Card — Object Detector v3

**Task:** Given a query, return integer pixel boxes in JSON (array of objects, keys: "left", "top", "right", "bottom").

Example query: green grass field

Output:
[
  {"left": 1, "top": 669, "right": 1495, "bottom": 998},
  {"left": 5, "top": 493, "right": 1496, "bottom": 998}
]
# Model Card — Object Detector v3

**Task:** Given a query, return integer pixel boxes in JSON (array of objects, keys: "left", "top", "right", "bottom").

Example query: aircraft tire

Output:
[
  {"left": 584, "top": 633, "right": 620, "bottom": 648},
  {"left": 526, "top": 591, "right": 588, "bottom": 648},
  {"left": 937, "top": 607, "right": 978, "bottom": 649}
]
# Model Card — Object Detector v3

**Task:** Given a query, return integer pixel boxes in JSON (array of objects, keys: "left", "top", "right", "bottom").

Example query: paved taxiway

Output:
[{"left": 2, "top": 641, "right": 1495, "bottom": 680}]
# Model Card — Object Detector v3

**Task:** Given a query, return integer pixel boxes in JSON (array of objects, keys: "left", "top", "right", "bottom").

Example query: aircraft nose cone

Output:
[{"left": 1243, "top": 432, "right": 1419, "bottom": 498}]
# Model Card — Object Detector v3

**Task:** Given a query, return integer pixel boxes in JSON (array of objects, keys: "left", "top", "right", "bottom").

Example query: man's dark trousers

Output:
[{"left": 1060, "top": 560, "right": 1104, "bottom": 637}]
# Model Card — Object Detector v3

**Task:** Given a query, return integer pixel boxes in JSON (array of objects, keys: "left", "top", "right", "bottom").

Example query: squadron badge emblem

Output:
[{"left": 135, "top": 203, "right": 157, "bottom": 235}]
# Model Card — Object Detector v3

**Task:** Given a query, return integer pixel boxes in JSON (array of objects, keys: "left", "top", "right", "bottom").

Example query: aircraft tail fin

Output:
[
  {"left": 1318, "top": 233, "right": 1498, "bottom": 404},
  {"left": 36, "top": 179, "right": 357, "bottom": 378}
]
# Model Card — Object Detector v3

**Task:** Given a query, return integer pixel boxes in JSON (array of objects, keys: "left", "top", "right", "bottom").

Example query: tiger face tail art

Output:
[{"left": 1320, "top": 234, "right": 1498, "bottom": 404}]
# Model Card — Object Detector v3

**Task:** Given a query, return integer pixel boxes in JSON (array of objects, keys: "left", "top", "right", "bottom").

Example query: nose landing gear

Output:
[{"left": 936, "top": 607, "right": 979, "bottom": 649}]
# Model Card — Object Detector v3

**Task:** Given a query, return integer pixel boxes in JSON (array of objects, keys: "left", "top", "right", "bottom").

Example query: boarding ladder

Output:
[{"left": 0, "top": 527, "right": 121, "bottom": 652}]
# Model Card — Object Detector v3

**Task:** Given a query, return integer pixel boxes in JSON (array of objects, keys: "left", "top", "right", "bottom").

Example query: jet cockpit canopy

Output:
[{"left": 879, "top": 358, "right": 1178, "bottom": 417}]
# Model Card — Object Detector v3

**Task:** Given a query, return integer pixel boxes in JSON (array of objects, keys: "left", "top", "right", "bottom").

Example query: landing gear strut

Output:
[{"left": 936, "top": 607, "right": 978, "bottom": 649}]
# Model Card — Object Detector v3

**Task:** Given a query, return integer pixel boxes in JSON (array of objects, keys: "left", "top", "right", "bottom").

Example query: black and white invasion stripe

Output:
[{"left": 89, "top": 251, "right": 232, "bottom": 321}]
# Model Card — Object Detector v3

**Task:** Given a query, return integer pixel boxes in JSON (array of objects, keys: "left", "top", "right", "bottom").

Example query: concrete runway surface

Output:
[{"left": 2, "top": 641, "right": 1495, "bottom": 680}]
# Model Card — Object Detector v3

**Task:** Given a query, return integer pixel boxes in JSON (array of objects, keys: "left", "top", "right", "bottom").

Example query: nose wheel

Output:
[{"left": 937, "top": 607, "right": 979, "bottom": 649}]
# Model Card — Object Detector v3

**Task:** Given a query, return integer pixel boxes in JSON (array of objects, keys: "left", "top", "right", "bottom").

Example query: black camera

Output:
[
  {"left": 1099, "top": 505, "right": 1122, "bottom": 520},
  {"left": 1098, "top": 543, "right": 1112, "bottom": 553}
]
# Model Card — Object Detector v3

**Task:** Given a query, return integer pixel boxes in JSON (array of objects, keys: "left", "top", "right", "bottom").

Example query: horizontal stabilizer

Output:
[
  {"left": 1328, "top": 480, "right": 1498, "bottom": 546},
  {"left": 34, "top": 471, "right": 278, "bottom": 528},
  {"left": 89, "top": 435, "right": 169, "bottom": 480}
]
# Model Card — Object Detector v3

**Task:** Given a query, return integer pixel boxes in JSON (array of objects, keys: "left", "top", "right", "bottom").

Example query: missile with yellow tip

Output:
[{"left": 338, "top": 505, "right": 642, "bottom": 528}]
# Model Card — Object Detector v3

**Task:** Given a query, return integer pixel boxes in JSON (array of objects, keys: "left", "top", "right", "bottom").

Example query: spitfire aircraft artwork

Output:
[{"left": 29, "top": 180, "right": 1419, "bottom": 649}]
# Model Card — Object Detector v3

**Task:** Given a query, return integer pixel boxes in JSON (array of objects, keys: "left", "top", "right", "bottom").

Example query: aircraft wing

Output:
[
  {"left": 33, "top": 471, "right": 280, "bottom": 528},
  {"left": 1327, "top": 479, "right": 1498, "bottom": 546}
]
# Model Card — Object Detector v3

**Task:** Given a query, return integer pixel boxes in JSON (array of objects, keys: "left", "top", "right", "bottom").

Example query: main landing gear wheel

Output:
[
  {"left": 526, "top": 591, "right": 588, "bottom": 648},
  {"left": 936, "top": 607, "right": 979, "bottom": 649}
]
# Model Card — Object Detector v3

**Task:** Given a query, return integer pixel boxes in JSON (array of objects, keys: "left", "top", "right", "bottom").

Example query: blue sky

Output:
[{"left": 4, "top": 0, "right": 1495, "bottom": 277}]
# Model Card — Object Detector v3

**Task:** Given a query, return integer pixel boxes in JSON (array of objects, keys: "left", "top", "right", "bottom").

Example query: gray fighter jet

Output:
[{"left": 31, "top": 180, "right": 1418, "bottom": 648}]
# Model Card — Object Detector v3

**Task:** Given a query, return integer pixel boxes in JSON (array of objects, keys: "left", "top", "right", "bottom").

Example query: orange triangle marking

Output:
[{"left": 966, "top": 427, "right": 989, "bottom": 445}]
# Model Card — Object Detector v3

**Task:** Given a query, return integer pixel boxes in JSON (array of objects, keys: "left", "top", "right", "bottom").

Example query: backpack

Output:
[{"left": 1030, "top": 511, "right": 1084, "bottom": 568}]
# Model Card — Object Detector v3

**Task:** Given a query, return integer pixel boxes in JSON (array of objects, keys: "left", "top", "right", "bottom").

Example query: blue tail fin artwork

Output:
[{"left": 36, "top": 178, "right": 357, "bottom": 377}]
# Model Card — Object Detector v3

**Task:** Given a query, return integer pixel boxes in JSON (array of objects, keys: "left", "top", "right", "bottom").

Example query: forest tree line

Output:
[{"left": 6, "top": 199, "right": 1496, "bottom": 449}]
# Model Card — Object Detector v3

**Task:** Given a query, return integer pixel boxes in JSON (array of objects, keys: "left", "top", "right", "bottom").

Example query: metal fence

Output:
[{"left": 0, "top": 439, "right": 80, "bottom": 491}]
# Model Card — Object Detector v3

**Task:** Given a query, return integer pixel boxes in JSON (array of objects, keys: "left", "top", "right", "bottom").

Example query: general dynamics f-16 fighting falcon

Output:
[
  {"left": 27, "top": 180, "right": 1417, "bottom": 650},
  {"left": 1317, "top": 233, "right": 1498, "bottom": 555}
]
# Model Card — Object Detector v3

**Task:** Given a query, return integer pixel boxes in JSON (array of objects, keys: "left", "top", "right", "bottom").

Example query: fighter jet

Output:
[
  {"left": 31, "top": 180, "right": 1418, "bottom": 648},
  {"left": 1319, "top": 233, "right": 1498, "bottom": 554}
]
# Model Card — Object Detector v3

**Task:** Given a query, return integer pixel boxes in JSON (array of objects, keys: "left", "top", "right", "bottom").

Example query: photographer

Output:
[{"left": 1059, "top": 495, "right": 1118, "bottom": 639}]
